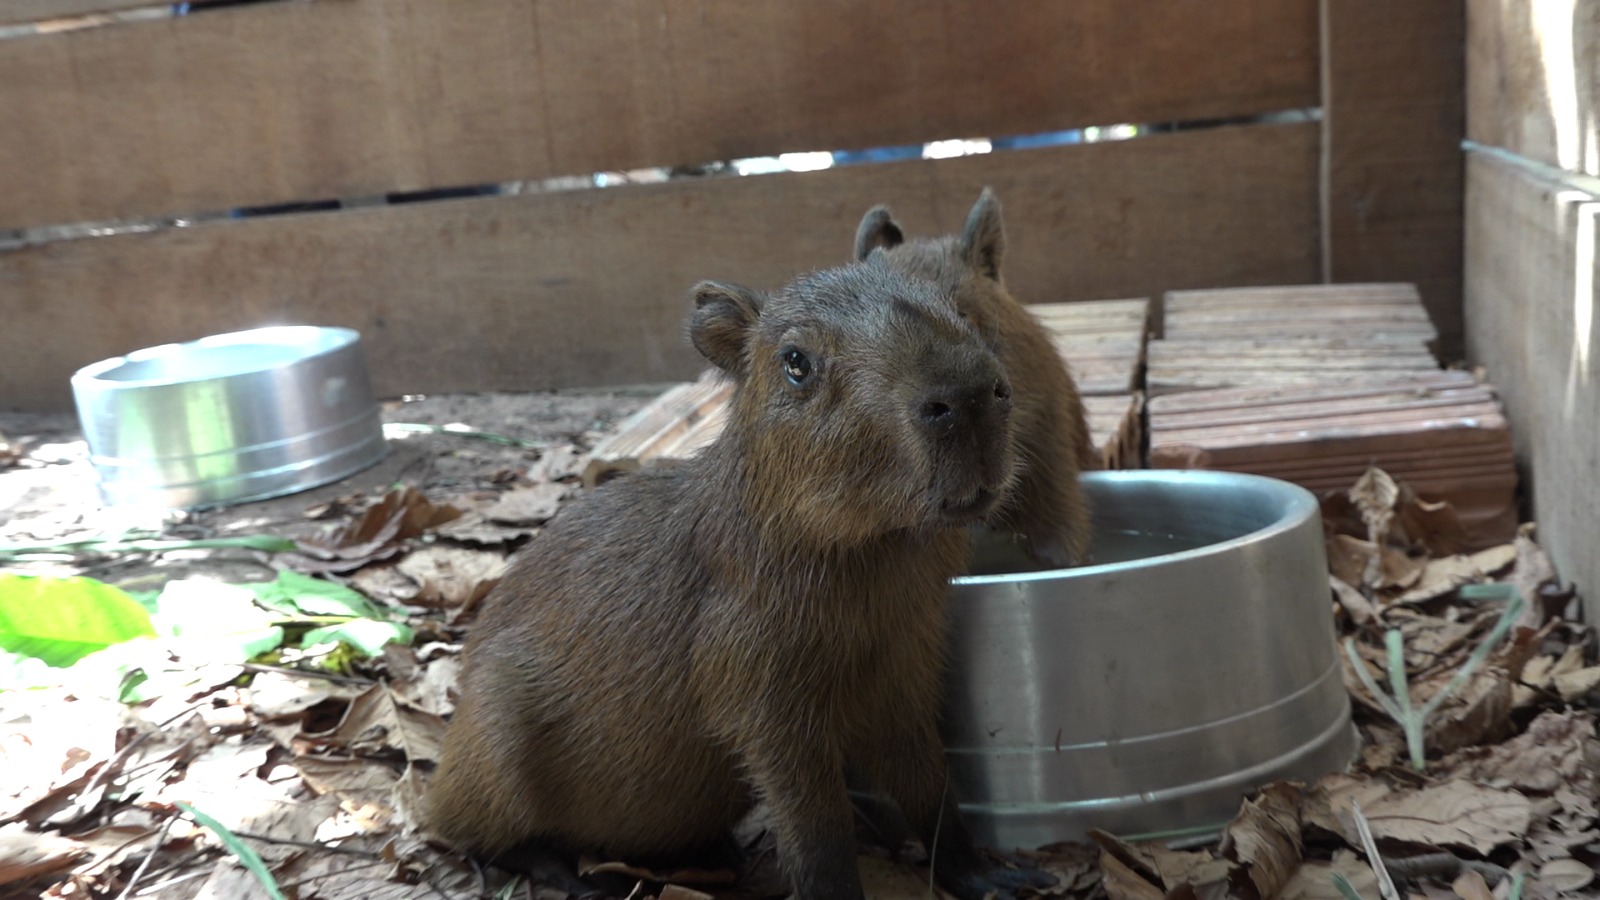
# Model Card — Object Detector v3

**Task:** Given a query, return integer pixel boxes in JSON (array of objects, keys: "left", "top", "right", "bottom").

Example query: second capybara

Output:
[
  {"left": 427, "top": 260, "right": 1055, "bottom": 900},
  {"left": 854, "top": 188, "right": 1096, "bottom": 567}
]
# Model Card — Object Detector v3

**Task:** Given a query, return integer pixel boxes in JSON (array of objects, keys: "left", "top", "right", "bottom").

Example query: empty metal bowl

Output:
[
  {"left": 945, "top": 469, "right": 1356, "bottom": 847},
  {"left": 71, "top": 326, "right": 388, "bottom": 509}
]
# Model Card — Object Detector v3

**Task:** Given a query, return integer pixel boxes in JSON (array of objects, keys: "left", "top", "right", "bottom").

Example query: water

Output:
[{"left": 964, "top": 526, "right": 1212, "bottom": 577}]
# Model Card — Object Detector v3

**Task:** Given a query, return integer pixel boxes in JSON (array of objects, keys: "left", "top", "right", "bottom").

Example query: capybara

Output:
[
  {"left": 428, "top": 261, "right": 1054, "bottom": 900},
  {"left": 854, "top": 188, "right": 1096, "bottom": 567}
]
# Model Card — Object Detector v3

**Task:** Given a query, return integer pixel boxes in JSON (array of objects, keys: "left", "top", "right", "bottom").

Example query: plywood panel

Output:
[
  {"left": 1321, "top": 0, "right": 1466, "bottom": 360},
  {"left": 1, "top": 1, "right": 150, "bottom": 26},
  {"left": 0, "top": 0, "right": 1319, "bottom": 230},
  {"left": 0, "top": 122, "right": 1321, "bottom": 411},
  {"left": 1466, "top": 0, "right": 1600, "bottom": 177},
  {"left": 1463, "top": 151, "right": 1600, "bottom": 623}
]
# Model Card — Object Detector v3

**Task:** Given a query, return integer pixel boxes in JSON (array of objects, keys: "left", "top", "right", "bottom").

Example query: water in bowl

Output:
[{"left": 965, "top": 526, "right": 1210, "bottom": 577}]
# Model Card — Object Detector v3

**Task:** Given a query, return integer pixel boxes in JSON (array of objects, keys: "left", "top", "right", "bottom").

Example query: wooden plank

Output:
[
  {"left": 1145, "top": 371, "right": 1479, "bottom": 413},
  {"left": 0, "top": 1, "right": 151, "bottom": 26},
  {"left": 1320, "top": 0, "right": 1467, "bottom": 360},
  {"left": 0, "top": 122, "right": 1322, "bottom": 413},
  {"left": 1464, "top": 150, "right": 1600, "bottom": 624},
  {"left": 1466, "top": 0, "right": 1600, "bottom": 178},
  {"left": 0, "top": 0, "right": 1319, "bottom": 230}
]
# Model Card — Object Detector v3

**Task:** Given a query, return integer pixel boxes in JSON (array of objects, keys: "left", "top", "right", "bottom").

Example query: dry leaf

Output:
[
  {"left": 1450, "top": 868, "right": 1495, "bottom": 900},
  {"left": 0, "top": 823, "right": 87, "bottom": 887},
  {"left": 307, "top": 684, "right": 447, "bottom": 764},
  {"left": 1278, "top": 850, "right": 1380, "bottom": 900},
  {"left": 1351, "top": 467, "right": 1400, "bottom": 546},
  {"left": 1422, "top": 665, "right": 1514, "bottom": 754},
  {"left": 1511, "top": 527, "right": 1558, "bottom": 627},
  {"left": 1096, "top": 848, "right": 1164, "bottom": 900},
  {"left": 1220, "top": 782, "right": 1302, "bottom": 898},
  {"left": 287, "top": 486, "right": 462, "bottom": 573},
  {"left": 1445, "top": 710, "right": 1599, "bottom": 796},
  {"left": 1331, "top": 576, "right": 1376, "bottom": 625},
  {"left": 1394, "top": 544, "right": 1518, "bottom": 604},
  {"left": 1305, "top": 774, "right": 1531, "bottom": 854},
  {"left": 394, "top": 545, "right": 507, "bottom": 609},
  {"left": 1537, "top": 857, "right": 1596, "bottom": 891},
  {"left": 1552, "top": 665, "right": 1600, "bottom": 701},
  {"left": 484, "top": 482, "right": 570, "bottom": 527},
  {"left": 578, "top": 857, "right": 738, "bottom": 886},
  {"left": 295, "top": 756, "right": 402, "bottom": 837},
  {"left": 1396, "top": 491, "right": 1470, "bottom": 556}
]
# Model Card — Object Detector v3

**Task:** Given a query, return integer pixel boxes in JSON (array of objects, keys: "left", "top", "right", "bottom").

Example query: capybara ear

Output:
[
  {"left": 690, "top": 281, "right": 764, "bottom": 376},
  {"left": 958, "top": 188, "right": 1005, "bottom": 280},
  {"left": 853, "top": 206, "right": 905, "bottom": 261}
]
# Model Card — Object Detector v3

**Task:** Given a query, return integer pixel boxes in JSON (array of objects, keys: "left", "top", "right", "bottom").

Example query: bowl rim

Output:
[
  {"left": 953, "top": 469, "right": 1321, "bottom": 586},
  {"left": 71, "top": 325, "right": 361, "bottom": 390}
]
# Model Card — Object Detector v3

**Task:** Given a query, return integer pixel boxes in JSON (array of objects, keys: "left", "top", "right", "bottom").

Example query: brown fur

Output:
[
  {"left": 854, "top": 188, "right": 1096, "bottom": 567},
  {"left": 427, "top": 262, "right": 1054, "bottom": 900}
]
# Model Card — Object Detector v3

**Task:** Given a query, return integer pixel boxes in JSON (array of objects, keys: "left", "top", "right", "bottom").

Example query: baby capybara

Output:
[
  {"left": 428, "top": 261, "right": 1054, "bottom": 900},
  {"left": 855, "top": 188, "right": 1096, "bottom": 567}
]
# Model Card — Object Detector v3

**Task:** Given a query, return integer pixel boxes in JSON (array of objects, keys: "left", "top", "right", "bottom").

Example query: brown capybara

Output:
[
  {"left": 854, "top": 188, "right": 1096, "bottom": 568},
  {"left": 427, "top": 261, "right": 1055, "bottom": 900}
]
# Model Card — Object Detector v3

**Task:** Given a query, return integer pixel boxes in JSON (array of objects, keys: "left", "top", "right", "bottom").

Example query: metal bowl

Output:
[
  {"left": 945, "top": 469, "right": 1356, "bottom": 847},
  {"left": 71, "top": 326, "right": 388, "bottom": 509}
]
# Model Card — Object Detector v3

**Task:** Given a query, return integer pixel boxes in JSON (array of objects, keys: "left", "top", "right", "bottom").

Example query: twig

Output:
[
  {"left": 240, "top": 662, "right": 376, "bottom": 686},
  {"left": 114, "top": 813, "right": 178, "bottom": 900},
  {"left": 0, "top": 533, "right": 295, "bottom": 563},
  {"left": 226, "top": 830, "right": 384, "bottom": 859},
  {"left": 1382, "top": 852, "right": 1512, "bottom": 886},
  {"left": 1349, "top": 801, "right": 1400, "bottom": 900}
]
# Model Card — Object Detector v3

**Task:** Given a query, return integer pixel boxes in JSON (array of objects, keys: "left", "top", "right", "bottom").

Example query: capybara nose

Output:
[{"left": 918, "top": 373, "right": 1012, "bottom": 435}]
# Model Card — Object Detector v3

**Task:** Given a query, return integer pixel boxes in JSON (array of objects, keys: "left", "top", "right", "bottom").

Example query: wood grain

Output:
[
  {"left": 0, "top": 0, "right": 1319, "bottom": 230},
  {"left": 1, "top": 1, "right": 150, "bottom": 26},
  {"left": 0, "top": 122, "right": 1322, "bottom": 412},
  {"left": 1466, "top": 0, "right": 1600, "bottom": 177},
  {"left": 1463, "top": 150, "right": 1600, "bottom": 623},
  {"left": 1320, "top": 0, "right": 1467, "bottom": 360}
]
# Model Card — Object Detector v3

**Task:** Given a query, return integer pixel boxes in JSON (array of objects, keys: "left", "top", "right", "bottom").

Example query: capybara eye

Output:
[{"left": 781, "top": 348, "right": 813, "bottom": 386}]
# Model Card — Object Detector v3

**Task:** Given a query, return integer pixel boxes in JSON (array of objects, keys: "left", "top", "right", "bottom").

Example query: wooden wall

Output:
[
  {"left": 1, "top": 0, "right": 1461, "bottom": 414},
  {"left": 1465, "top": 0, "right": 1600, "bottom": 621}
]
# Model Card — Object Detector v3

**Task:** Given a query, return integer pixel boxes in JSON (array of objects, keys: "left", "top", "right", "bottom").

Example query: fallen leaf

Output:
[
  {"left": 1396, "top": 490, "right": 1470, "bottom": 557},
  {"left": 1096, "top": 847, "right": 1164, "bottom": 900},
  {"left": 1395, "top": 544, "right": 1519, "bottom": 604},
  {"left": 394, "top": 545, "right": 506, "bottom": 610},
  {"left": 295, "top": 756, "right": 402, "bottom": 838},
  {"left": 306, "top": 684, "right": 446, "bottom": 764},
  {"left": 1511, "top": 527, "right": 1558, "bottom": 627},
  {"left": 1351, "top": 467, "right": 1400, "bottom": 546},
  {"left": 0, "top": 823, "right": 87, "bottom": 887},
  {"left": 1445, "top": 711, "right": 1599, "bottom": 796},
  {"left": 430, "top": 510, "right": 540, "bottom": 546},
  {"left": 525, "top": 444, "right": 590, "bottom": 483},
  {"left": 1330, "top": 576, "right": 1376, "bottom": 625},
  {"left": 1422, "top": 665, "right": 1515, "bottom": 755},
  {"left": 1278, "top": 850, "right": 1379, "bottom": 900},
  {"left": 1552, "top": 666, "right": 1600, "bottom": 701},
  {"left": 1536, "top": 858, "right": 1595, "bottom": 892},
  {"left": 1451, "top": 868, "right": 1495, "bottom": 900},
  {"left": 286, "top": 486, "right": 462, "bottom": 574},
  {"left": 483, "top": 482, "right": 570, "bottom": 527},
  {"left": 1220, "top": 782, "right": 1302, "bottom": 898},
  {"left": 245, "top": 670, "right": 366, "bottom": 719},
  {"left": 1305, "top": 774, "right": 1531, "bottom": 854}
]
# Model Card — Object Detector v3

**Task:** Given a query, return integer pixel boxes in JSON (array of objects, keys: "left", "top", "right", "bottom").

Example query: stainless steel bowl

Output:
[
  {"left": 945, "top": 470, "right": 1355, "bottom": 847},
  {"left": 71, "top": 326, "right": 388, "bottom": 509}
]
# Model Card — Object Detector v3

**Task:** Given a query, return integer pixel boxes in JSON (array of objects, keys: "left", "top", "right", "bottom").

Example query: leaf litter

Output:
[{"left": 1, "top": 385, "right": 1596, "bottom": 900}]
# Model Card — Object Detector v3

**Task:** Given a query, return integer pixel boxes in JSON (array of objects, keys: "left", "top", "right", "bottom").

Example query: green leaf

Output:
[
  {"left": 0, "top": 574, "right": 157, "bottom": 667},
  {"left": 178, "top": 802, "right": 287, "bottom": 900},
  {"left": 148, "top": 579, "right": 286, "bottom": 663},
  {"left": 301, "top": 619, "right": 413, "bottom": 657},
  {"left": 248, "top": 570, "right": 385, "bottom": 620}
]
